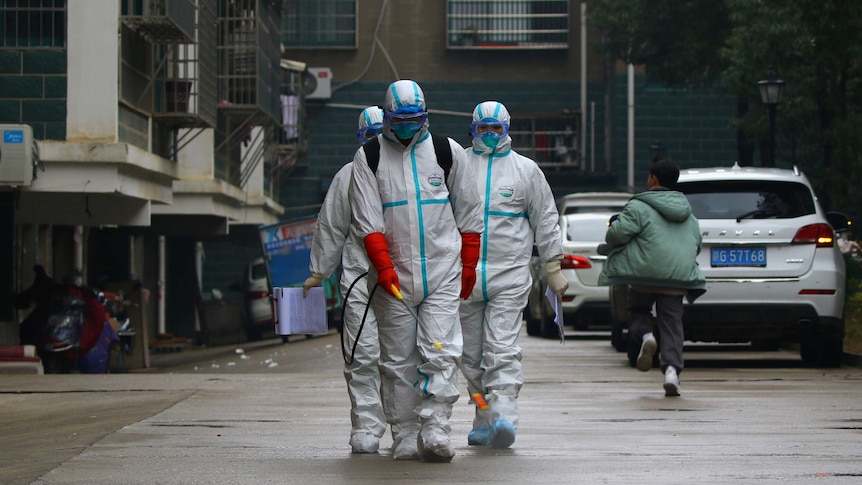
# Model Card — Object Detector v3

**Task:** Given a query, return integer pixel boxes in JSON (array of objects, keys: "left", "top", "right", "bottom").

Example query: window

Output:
[
  {"left": 282, "top": 0, "right": 356, "bottom": 48},
  {"left": 447, "top": 0, "right": 568, "bottom": 49},
  {"left": 0, "top": 0, "right": 65, "bottom": 49},
  {"left": 681, "top": 181, "right": 816, "bottom": 220},
  {"left": 509, "top": 111, "right": 580, "bottom": 167}
]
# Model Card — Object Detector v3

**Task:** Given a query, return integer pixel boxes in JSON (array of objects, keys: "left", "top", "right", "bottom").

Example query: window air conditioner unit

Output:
[
  {"left": 0, "top": 124, "right": 34, "bottom": 187},
  {"left": 303, "top": 67, "right": 332, "bottom": 100}
]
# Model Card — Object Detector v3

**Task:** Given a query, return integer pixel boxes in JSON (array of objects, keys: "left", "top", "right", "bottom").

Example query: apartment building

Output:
[
  {"left": 279, "top": 0, "right": 738, "bottom": 217},
  {"left": 0, "top": 1, "right": 292, "bottom": 357}
]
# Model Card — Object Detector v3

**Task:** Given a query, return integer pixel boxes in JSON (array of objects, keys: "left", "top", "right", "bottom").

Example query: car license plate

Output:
[{"left": 710, "top": 247, "right": 766, "bottom": 267}]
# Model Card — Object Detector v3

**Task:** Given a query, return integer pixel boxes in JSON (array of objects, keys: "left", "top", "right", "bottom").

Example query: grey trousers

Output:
[{"left": 627, "top": 288, "right": 685, "bottom": 373}]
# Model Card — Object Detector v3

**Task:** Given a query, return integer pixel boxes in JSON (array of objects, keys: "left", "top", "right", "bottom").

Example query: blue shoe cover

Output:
[
  {"left": 467, "top": 427, "right": 492, "bottom": 446},
  {"left": 490, "top": 419, "right": 515, "bottom": 449}
]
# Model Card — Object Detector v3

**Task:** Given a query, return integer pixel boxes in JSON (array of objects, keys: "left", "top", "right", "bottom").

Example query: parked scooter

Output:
[{"left": 41, "top": 281, "right": 117, "bottom": 374}]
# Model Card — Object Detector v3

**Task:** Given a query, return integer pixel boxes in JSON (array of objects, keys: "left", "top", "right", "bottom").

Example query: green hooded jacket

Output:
[{"left": 598, "top": 188, "right": 706, "bottom": 298}]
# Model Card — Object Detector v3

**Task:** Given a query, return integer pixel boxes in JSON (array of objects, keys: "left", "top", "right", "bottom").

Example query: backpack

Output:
[{"left": 362, "top": 133, "right": 454, "bottom": 182}]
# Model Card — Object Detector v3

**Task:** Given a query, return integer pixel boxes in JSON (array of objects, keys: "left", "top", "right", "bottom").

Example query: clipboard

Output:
[{"left": 272, "top": 287, "right": 328, "bottom": 335}]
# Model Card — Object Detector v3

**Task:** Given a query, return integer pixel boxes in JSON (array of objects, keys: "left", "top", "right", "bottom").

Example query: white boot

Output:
[
  {"left": 391, "top": 426, "right": 420, "bottom": 460},
  {"left": 349, "top": 432, "right": 380, "bottom": 454}
]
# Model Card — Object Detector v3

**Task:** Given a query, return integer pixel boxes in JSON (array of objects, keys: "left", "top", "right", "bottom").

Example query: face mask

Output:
[
  {"left": 480, "top": 133, "right": 503, "bottom": 148},
  {"left": 391, "top": 122, "right": 423, "bottom": 140}
]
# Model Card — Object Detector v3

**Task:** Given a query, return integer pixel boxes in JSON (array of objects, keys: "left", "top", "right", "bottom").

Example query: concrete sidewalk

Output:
[{"left": 3, "top": 331, "right": 862, "bottom": 484}]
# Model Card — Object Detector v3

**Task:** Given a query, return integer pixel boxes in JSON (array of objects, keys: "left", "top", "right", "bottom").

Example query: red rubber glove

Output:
[
  {"left": 460, "top": 232, "right": 481, "bottom": 300},
  {"left": 364, "top": 232, "right": 401, "bottom": 298}
]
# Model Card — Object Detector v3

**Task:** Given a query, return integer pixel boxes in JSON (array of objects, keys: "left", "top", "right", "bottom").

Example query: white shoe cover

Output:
[
  {"left": 418, "top": 426, "right": 455, "bottom": 463},
  {"left": 350, "top": 432, "right": 380, "bottom": 454},
  {"left": 391, "top": 429, "right": 420, "bottom": 460}
]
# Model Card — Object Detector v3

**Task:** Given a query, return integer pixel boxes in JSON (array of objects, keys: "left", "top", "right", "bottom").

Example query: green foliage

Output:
[{"left": 587, "top": 0, "right": 862, "bottom": 216}]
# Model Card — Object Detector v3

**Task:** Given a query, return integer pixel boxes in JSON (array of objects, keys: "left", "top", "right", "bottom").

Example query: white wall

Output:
[{"left": 66, "top": 2, "right": 119, "bottom": 142}]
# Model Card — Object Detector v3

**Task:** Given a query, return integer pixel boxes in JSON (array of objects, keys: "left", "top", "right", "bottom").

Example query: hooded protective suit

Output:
[
  {"left": 307, "top": 107, "right": 386, "bottom": 454},
  {"left": 349, "top": 80, "right": 483, "bottom": 461},
  {"left": 459, "top": 101, "right": 563, "bottom": 448}
]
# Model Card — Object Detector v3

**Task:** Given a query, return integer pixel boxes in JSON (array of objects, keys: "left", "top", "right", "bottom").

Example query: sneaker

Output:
[
  {"left": 637, "top": 333, "right": 657, "bottom": 372},
  {"left": 490, "top": 419, "right": 516, "bottom": 449},
  {"left": 350, "top": 432, "right": 380, "bottom": 454},
  {"left": 664, "top": 366, "right": 681, "bottom": 397},
  {"left": 467, "top": 427, "right": 492, "bottom": 446}
]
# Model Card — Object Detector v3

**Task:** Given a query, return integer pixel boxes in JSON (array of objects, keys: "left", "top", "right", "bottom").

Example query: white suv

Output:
[{"left": 610, "top": 163, "right": 848, "bottom": 367}]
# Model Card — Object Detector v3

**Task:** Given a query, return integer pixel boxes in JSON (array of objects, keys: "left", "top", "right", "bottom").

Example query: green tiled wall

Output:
[
  {"left": 614, "top": 76, "right": 737, "bottom": 191},
  {"left": 279, "top": 77, "right": 737, "bottom": 215},
  {"left": 0, "top": 49, "right": 67, "bottom": 141}
]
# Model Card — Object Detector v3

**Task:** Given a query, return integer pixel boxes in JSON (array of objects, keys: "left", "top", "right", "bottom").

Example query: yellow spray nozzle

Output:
[{"left": 390, "top": 284, "right": 403, "bottom": 300}]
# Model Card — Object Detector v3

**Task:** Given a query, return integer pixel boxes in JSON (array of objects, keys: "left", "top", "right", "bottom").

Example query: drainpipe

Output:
[
  {"left": 74, "top": 225, "right": 84, "bottom": 284},
  {"left": 158, "top": 235, "right": 166, "bottom": 335},
  {"left": 627, "top": 64, "right": 635, "bottom": 192},
  {"left": 580, "top": 2, "right": 587, "bottom": 171},
  {"left": 194, "top": 241, "right": 204, "bottom": 342}
]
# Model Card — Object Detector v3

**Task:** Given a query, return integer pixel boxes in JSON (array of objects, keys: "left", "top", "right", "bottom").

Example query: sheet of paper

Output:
[
  {"left": 273, "top": 287, "right": 328, "bottom": 335},
  {"left": 544, "top": 287, "right": 565, "bottom": 344}
]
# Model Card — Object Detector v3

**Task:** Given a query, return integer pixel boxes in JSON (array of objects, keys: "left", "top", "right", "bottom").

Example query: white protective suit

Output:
[
  {"left": 308, "top": 107, "right": 386, "bottom": 453},
  {"left": 460, "top": 101, "right": 563, "bottom": 446},
  {"left": 349, "top": 80, "right": 484, "bottom": 461}
]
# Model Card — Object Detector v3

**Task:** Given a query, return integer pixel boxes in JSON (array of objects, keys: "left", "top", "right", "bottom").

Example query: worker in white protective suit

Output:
[
  {"left": 459, "top": 101, "right": 568, "bottom": 449},
  {"left": 302, "top": 106, "right": 387, "bottom": 454},
  {"left": 349, "top": 80, "right": 484, "bottom": 462}
]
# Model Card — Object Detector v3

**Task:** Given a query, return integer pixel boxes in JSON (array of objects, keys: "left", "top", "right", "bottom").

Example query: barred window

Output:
[
  {"left": 0, "top": 0, "right": 65, "bottom": 49},
  {"left": 447, "top": 0, "right": 568, "bottom": 49},
  {"left": 510, "top": 112, "right": 580, "bottom": 167},
  {"left": 282, "top": 0, "right": 356, "bottom": 48}
]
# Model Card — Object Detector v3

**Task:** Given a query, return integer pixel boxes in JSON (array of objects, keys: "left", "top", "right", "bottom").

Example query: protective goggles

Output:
[
  {"left": 357, "top": 123, "right": 383, "bottom": 143},
  {"left": 384, "top": 111, "right": 427, "bottom": 127},
  {"left": 470, "top": 119, "right": 509, "bottom": 139}
]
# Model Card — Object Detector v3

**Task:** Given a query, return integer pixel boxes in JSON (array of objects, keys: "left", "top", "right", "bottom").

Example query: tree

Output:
[{"left": 588, "top": 0, "right": 862, "bottom": 215}]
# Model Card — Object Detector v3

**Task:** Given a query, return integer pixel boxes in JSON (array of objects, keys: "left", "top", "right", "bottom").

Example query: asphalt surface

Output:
[{"left": 2, "top": 329, "right": 862, "bottom": 484}]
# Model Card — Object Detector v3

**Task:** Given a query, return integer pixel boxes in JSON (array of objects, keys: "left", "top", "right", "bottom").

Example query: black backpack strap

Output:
[
  {"left": 364, "top": 134, "right": 451, "bottom": 180},
  {"left": 430, "top": 133, "right": 453, "bottom": 182},
  {"left": 363, "top": 137, "right": 381, "bottom": 174}
]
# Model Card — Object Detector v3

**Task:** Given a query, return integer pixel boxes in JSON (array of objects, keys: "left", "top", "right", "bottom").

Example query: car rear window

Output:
[
  {"left": 679, "top": 180, "right": 816, "bottom": 220},
  {"left": 563, "top": 205, "right": 627, "bottom": 215},
  {"left": 566, "top": 217, "right": 611, "bottom": 242}
]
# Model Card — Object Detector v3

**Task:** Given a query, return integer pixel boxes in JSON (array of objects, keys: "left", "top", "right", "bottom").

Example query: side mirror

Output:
[{"left": 826, "top": 211, "right": 851, "bottom": 232}]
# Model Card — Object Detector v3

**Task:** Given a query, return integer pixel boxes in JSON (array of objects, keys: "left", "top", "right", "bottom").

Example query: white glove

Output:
[
  {"left": 546, "top": 260, "right": 569, "bottom": 298},
  {"left": 302, "top": 272, "right": 324, "bottom": 297}
]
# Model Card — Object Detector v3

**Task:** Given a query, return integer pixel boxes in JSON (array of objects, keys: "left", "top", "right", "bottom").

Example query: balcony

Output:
[
  {"left": 447, "top": 0, "right": 569, "bottom": 50},
  {"left": 151, "top": 0, "right": 218, "bottom": 129},
  {"left": 121, "top": 0, "right": 196, "bottom": 44}
]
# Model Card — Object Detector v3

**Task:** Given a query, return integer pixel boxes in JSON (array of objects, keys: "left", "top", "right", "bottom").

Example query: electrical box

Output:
[
  {"left": 0, "top": 124, "right": 34, "bottom": 186},
  {"left": 303, "top": 67, "right": 332, "bottom": 100}
]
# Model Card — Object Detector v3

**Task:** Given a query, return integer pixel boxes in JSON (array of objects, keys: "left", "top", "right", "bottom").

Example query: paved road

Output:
[{"left": 2, "top": 329, "right": 862, "bottom": 484}]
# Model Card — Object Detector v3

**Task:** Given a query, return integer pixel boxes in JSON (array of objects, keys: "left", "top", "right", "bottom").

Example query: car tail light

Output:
[
  {"left": 561, "top": 254, "right": 591, "bottom": 269},
  {"left": 247, "top": 290, "right": 269, "bottom": 300},
  {"left": 798, "top": 289, "right": 837, "bottom": 295},
  {"left": 791, "top": 223, "right": 834, "bottom": 248}
]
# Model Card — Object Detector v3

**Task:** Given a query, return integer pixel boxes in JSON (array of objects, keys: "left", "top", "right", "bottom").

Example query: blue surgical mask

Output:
[
  {"left": 391, "top": 122, "right": 423, "bottom": 140},
  {"left": 480, "top": 133, "right": 503, "bottom": 148}
]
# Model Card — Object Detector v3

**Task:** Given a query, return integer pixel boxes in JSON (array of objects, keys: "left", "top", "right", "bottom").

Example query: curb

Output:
[{"left": 842, "top": 352, "right": 862, "bottom": 368}]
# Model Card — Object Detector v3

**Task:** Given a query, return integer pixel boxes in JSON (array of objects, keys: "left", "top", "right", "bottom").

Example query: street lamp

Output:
[{"left": 757, "top": 69, "right": 786, "bottom": 167}]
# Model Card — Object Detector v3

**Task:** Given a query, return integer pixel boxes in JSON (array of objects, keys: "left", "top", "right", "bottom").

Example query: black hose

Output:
[{"left": 340, "top": 272, "right": 377, "bottom": 365}]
